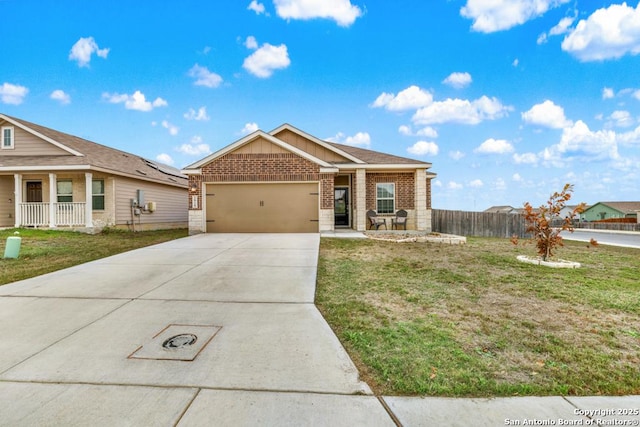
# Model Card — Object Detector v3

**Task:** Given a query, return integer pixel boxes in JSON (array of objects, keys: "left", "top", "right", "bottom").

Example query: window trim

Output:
[
  {"left": 1, "top": 126, "right": 14, "bottom": 149},
  {"left": 376, "top": 182, "right": 395, "bottom": 214},
  {"left": 92, "top": 179, "right": 105, "bottom": 211},
  {"left": 56, "top": 179, "right": 73, "bottom": 203}
]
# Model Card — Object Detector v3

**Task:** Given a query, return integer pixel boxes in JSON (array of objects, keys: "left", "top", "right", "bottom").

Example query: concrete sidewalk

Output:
[{"left": 0, "top": 233, "right": 637, "bottom": 426}]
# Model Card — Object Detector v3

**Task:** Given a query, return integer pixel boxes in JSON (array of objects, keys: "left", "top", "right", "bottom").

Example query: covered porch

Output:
[{"left": 4, "top": 172, "right": 96, "bottom": 228}]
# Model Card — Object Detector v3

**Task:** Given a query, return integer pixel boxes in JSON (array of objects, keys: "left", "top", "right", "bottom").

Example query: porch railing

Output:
[{"left": 19, "top": 202, "right": 87, "bottom": 227}]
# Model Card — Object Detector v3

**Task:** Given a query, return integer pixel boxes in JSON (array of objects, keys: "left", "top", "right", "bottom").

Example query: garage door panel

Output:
[{"left": 206, "top": 183, "right": 318, "bottom": 233}]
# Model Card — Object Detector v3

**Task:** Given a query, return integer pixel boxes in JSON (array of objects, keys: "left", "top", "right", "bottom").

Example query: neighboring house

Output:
[
  {"left": 484, "top": 205, "right": 517, "bottom": 214},
  {"left": 0, "top": 114, "right": 188, "bottom": 231},
  {"left": 581, "top": 202, "right": 640, "bottom": 221},
  {"left": 182, "top": 124, "right": 436, "bottom": 234},
  {"left": 559, "top": 204, "right": 589, "bottom": 220}
]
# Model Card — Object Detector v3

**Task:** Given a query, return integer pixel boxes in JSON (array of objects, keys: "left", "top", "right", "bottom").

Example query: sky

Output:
[{"left": 1, "top": 0, "right": 639, "bottom": 211}]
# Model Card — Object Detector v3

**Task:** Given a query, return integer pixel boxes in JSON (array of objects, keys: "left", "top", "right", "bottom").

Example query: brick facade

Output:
[
  {"left": 189, "top": 153, "right": 322, "bottom": 210},
  {"left": 366, "top": 172, "right": 415, "bottom": 210}
]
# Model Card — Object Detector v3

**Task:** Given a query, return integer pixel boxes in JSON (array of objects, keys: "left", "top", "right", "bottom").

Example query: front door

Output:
[
  {"left": 334, "top": 187, "right": 349, "bottom": 226},
  {"left": 26, "top": 181, "right": 43, "bottom": 202}
]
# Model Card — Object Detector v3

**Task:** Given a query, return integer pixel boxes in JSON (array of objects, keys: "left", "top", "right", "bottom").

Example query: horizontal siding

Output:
[
  {"left": 273, "top": 128, "right": 350, "bottom": 162},
  {"left": 0, "top": 176, "right": 14, "bottom": 227},
  {"left": 0, "top": 120, "right": 71, "bottom": 156},
  {"left": 114, "top": 177, "right": 187, "bottom": 226},
  {"left": 233, "top": 137, "right": 289, "bottom": 154}
]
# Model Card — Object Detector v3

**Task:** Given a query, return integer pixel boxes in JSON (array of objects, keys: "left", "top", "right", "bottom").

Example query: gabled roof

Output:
[
  {"left": 484, "top": 205, "right": 516, "bottom": 213},
  {"left": 0, "top": 114, "right": 187, "bottom": 187},
  {"left": 586, "top": 201, "right": 640, "bottom": 214},
  {"left": 183, "top": 123, "right": 434, "bottom": 173}
]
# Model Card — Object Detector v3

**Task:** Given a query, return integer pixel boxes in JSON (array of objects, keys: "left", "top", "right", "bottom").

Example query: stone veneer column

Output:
[
  {"left": 355, "top": 169, "right": 366, "bottom": 231},
  {"left": 414, "top": 169, "right": 427, "bottom": 231}
]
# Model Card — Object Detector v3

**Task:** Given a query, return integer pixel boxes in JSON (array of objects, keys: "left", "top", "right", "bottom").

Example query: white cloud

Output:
[
  {"left": 326, "top": 131, "right": 371, "bottom": 148},
  {"left": 69, "top": 37, "right": 109, "bottom": 67},
  {"left": 447, "top": 181, "right": 464, "bottom": 190},
  {"left": 184, "top": 107, "right": 210, "bottom": 121},
  {"left": 538, "top": 14, "right": 576, "bottom": 44},
  {"left": 633, "top": 89, "right": 640, "bottom": 101},
  {"left": 398, "top": 125, "right": 438, "bottom": 138},
  {"left": 412, "top": 96, "right": 512, "bottom": 125},
  {"left": 188, "top": 64, "right": 223, "bottom": 88},
  {"left": 449, "top": 150, "right": 465, "bottom": 160},
  {"left": 513, "top": 152, "right": 538, "bottom": 164},
  {"left": 103, "top": 90, "right": 167, "bottom": 112},
  {"left": 156, "top": 153, "right": 174, "bottom": 165},
  {"left": 562, "top": 2, "right": 640, "bottom": 61},
  {"left": 474, "top": 138, "right": 514, "bottom": 154},
  {"left": 245, "top": 36, "right": 259, "bottom": 49},
  {"left": 494, "top": 178, "right": 507, "bottom": 191},
  {"left": 0, "top": 82, "right": 28, "bottom": 105},
  {"left": 521, "top": 100, "right": 572, "bottom": 129},
  {"left": 607, "top": 110, "right": 635, "bottom": 128},
  {"left": 372, "top": 86, "right": 433, "bottom": 111},
  {"left": 460, "top": 0, "right": 570, "bottom": 33},
  {"left": 274, "top": 0, "right": 362, "bottom": 27},
  {"left": 549, "top": 120, "right": 619, "bottom": 162},
  {"left": 50, "top": 89, "right": 70, "bottom": 105},
  {"left": 442, "top": 72, "right": 472, "bottom": 89},
  {"left": 512, "top": 58, "right": 519, "bottom": 67},
  {"left": 469, "top": 179, "right": 484, "bottom": 188},
  {"left": 407, "top": 141, "right": 439, "bottom": 156},
  {"left": 248, "top": 0, "right": 266, "bottom": 15},
  {"left": 512, "top": 173, "right": 523, "bottom": 182},
  {"left": 602, "top": 87, "right": 615, "bottom": 99},
  {"left": 240, "top": 122, "right": 259, "bottom": 135},
  {"left": 162, "top": 120, "right": 179, "bottom": 136},
  {"left": 243, "top": 43, "right": 291, "bottom": 78},
  {"left": 177, "top": 140, "right": 211, "bottom": 156}
]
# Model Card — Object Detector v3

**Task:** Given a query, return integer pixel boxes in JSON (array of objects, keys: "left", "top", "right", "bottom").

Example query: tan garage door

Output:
[{"left": 206, "top": 183, "right": 319, "bottom": 233}]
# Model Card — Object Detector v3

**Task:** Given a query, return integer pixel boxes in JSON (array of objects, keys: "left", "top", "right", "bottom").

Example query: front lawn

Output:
[
  {"left": 0, "top": 228, "right": 188, "bottom": 285},
  {"left": 316, "top": 237, "right": 640, "bottom": 397}
]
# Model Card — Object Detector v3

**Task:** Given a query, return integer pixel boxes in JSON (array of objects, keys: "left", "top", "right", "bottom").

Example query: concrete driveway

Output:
[{"left": 0, "top": 233, "right": 390, "bottom": 426}]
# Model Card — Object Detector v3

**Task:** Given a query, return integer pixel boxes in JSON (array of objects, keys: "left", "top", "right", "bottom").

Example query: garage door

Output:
[{"left": 206, "top": 183, "right": 319, "bottom": 233}]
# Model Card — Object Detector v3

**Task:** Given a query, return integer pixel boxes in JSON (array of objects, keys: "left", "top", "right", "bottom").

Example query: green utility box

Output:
[{"left": 3, "top": 236, "right": 21, "bottom": 259}]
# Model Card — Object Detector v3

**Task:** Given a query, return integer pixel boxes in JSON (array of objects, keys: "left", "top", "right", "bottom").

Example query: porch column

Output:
[
  {"left": 414, "top": 169, "right": 427, "bottom": 231},
  {"left": 355, "top": 168, "right": 366, "bottom": 231},
  {"left": 84, "top": 172, "right": 93, "bottom": 227},
  {"left": 49, "top": 173, "right": 56, "bottom": 228},
  {"left": 13, "top": 174, "right": 22, "bottom": 227}
]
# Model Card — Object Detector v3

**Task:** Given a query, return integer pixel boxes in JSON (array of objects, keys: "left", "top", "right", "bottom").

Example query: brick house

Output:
[
  {"left": 182, "top": 124, "right": 436, "bottom": 234},
  {"left": 0, "top": 113, "right": 188, "bottom": 231}
]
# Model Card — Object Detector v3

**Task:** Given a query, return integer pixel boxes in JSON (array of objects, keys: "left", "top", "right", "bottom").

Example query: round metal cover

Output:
[{"left": 162, "top": 333, "right": 198, "bottom": 349}]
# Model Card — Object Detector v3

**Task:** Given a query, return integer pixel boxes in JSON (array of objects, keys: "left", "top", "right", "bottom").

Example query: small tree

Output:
[{"left": 513, "top": 183, "right": 587, "bottom": 261}]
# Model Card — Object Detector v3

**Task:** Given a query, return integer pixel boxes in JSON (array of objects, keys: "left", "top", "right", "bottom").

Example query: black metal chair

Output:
[
  {"left": 366, "top": 209, "right": 387, "bottom": 230},
  {"left": 392, "top": 209, "right": 408, "bottom": 230}
]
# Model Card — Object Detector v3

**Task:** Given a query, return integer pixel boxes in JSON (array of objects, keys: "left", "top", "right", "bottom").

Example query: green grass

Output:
[
  {"left": 316, "top": 237, "right": 640, "bottom": 397},
  {"left": 0, "top": 228, "right": 188, "bottom": 285}
]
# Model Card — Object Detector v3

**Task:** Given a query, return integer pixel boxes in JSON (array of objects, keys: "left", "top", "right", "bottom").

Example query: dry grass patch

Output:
[{"left": 316, "top": 237, "right": 640, "bottom": 397}]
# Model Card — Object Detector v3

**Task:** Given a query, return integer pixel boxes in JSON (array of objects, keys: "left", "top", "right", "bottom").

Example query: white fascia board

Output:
[
  {"left": 184, "top": 130, "right": 333, "bottom": 169},
  {"left": 0, "top": 165, "right": 91, "bottom": 172},
  {"left": 269, "top": 124, "right": 366, "bottom": 164},
  {"left": 181, "top": 168, "right": 202, "bottom": 175},
  {"left": 0, "top": 114, "right": 84, "bottom": 157},
  {"left": 338, "top": 163, "right": 432, "bottom": 170},
  {"left": 320, "top": 167, "right": 339, "bottom": 173}
]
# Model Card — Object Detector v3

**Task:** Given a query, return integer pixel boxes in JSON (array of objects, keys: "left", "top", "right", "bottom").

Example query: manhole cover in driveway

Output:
[{"left": 128, "top": 324, "right": 221, "bottom": 361}]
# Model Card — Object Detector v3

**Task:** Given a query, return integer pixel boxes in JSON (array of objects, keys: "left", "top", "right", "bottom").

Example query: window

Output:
[
  {"left": 92, "top": 180, "right": 105, "bottom": 210},
  {"left": 56, "top": 180, "right": 73, "bottom": 203},
  {"left": 376, "top": 183, "right": 395, "bottom": 214},
  {"left": 1, "top": 126, "right": 14, "bottom": 149}
]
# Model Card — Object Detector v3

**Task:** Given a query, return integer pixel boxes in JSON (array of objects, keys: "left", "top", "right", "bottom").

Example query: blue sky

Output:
[{"left": 1, "top": 0, "right": 639, "bottom": 210}]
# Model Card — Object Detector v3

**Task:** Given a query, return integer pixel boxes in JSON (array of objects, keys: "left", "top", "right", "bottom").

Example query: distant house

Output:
[
  {"left": 581, "top": 202, "right": 640, "bottom": 221},
  {"left": 0, "top": 114, "right": 188, "bottom": 231},
  {"left": 182, "top": 124, "right": 436, "bottom": 233},
  {"left": 484, "top": 205, "right": 518, "bottom": 214}
]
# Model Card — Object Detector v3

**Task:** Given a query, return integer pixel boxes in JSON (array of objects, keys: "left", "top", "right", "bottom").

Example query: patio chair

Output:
[
  {"left": 391, "top": 209, "right": 408, "bottom": 230},
  {"left": 367, "top": 209, "right": 387, "bottom": 230}
]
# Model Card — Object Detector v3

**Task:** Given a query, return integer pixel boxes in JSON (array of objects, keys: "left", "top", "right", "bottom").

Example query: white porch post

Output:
[
  {"left": 355, "top": 168, "right": 367, "bottom": 231},
  {"left": 13, "top": 174, "right": 22, "bottom": 227},
  {"left": 49, "top": 173, "right": 56, "bottom": 228},
  {"left": 85, "top": 172, "right": 93, "bottom": 227}
]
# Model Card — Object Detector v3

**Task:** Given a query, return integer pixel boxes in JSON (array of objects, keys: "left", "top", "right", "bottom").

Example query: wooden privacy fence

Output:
[{"left": 432, "top": 209, "right": 529, "bottom": 238}]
